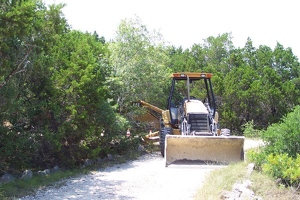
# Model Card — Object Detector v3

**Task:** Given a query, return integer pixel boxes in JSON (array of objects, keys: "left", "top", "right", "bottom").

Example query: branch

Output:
[{"left": 0, "top": 49, "right": 32, "bottom": 89}]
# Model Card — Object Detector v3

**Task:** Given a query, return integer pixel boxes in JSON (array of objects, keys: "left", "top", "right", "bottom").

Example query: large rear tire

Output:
[{"left": 159, "top": 128, "right": 171, "bottom": 157}]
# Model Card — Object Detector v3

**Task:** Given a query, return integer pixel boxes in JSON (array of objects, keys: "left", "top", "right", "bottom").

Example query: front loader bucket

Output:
[{"left": 165, "top": 135, "right": 245, "bottom": 166}]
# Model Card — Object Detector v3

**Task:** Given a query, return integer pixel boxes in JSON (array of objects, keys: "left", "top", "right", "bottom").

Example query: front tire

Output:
[
  {"left": 241, "top": 148, "right": 245, "bottom": 161},
  {"left": 159, "top": 127, "right": 171, "bottom": 157}
]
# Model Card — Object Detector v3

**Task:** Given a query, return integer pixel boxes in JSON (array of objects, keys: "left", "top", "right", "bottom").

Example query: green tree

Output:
[
  {"left": 254, "top": 44, "right": 300, "bottom": 125},
  {"left": 255, "top": 45, "right": 273, "bottom": 72},
  {"left": 0, "top": 0, "right": 68, "bottom": 171},
  {"left": 242, "top": 38, "right": 257, "bottom": 68},
  {"left": 48, "top": 30, "right": 126, "bottom": 166},
  {"left": 202, "top": 33, "right": 234, "bottom": 73},
  {"left": 273, "top": 43, "right": 300, "bottom": 81},
  {"left": 221, "top": 65, "right": 261, "bottom": 132},
  {"left": 272, "top": 43, "right": 300, "bottom": 109},
  {"left": 256, "top": 66, "right": 285, "bottom": 126},
  {"left": 109, "top": 16, "right": 171, "bottom": 112},
  {"left": 167, "top": 46, "right": 200, "bottom": 72}
]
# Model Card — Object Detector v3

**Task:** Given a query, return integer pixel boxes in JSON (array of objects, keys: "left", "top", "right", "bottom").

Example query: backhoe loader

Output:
[{"left": 138, "top": 72, "right": 244, "bottom": 166}]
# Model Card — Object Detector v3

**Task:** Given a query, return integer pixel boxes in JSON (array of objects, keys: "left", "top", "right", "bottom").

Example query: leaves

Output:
[
  {"left": 0, "top": 1, "right": 127, "bottom": 171},
  {"left": 262, "top": 154, "right": 300, "bottom": 187},
  {"left": 109, "top": 16, "right": 170, "bottom": 111},
  {"left": 262, "top": 105, "right": 300, "bottom": 157}
]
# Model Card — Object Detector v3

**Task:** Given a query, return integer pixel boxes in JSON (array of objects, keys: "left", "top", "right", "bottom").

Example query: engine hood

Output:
[{"left": 184, "top": 99, "right": 208, "bottom": 114}]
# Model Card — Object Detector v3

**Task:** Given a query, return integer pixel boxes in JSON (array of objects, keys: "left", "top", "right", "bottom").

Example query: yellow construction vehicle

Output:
[{"left": 138, "top": 72, "right": 244, "bottom": 166}]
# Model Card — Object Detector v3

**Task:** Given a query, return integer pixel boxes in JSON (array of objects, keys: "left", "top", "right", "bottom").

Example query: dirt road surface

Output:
[{"left": 20, "top": 139, "right": 262, "bottom": 200}]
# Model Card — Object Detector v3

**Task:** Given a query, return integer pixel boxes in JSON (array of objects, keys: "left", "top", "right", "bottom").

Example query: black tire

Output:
[
  {"left": 159, "top": 127, "right": 171, "bottom": 157},
  {"left": 241, "top": 148, "right": 245, "bottom": 161}
]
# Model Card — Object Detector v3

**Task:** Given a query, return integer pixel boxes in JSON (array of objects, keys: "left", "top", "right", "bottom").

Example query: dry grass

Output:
[
  {"left": 250, "top": 171, "right": 300, "bottom": 200},
  {"left": 195, "top": 161, "right": 300, "bottom": 200},
  {"left": 195, "top": 162, "right": 248, "bottom": 200}
]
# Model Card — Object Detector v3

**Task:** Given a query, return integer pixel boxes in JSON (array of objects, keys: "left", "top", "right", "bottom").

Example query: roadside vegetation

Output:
[
  {"left": 196, "top": 161, "right": 299, "bottom": 200},
  {"left": 248, "top": 105, "right": 300, "bottom": 189},
  {"left": 196, "top": 162, "right": 249, "bottom": 199},
  {"left": 197, "top": 106, "right": 300, "bottom": 199},
  {"left": 1, "top": 0, "right": 300, "bottom": 199},
  {"left": 0, "top": 136, "right": 148, "bottom": 199}
]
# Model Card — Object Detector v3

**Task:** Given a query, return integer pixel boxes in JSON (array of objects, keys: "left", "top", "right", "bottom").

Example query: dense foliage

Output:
[
  {"left": 1, "top": 0, "right": 300, "bottom": 175},
  {"left": 247, "top": 106, "right": 300, "bottom": 187},
  {"left": 109, "top": 17, "right": 171, "bottom": 112},
  {"left": 263, "top": 154, "right": 300, "bottom": 187},
  {"left": 0, "top": 1, "right": 129, "bottom": 172},
  {"left": 262, "top": 106, "right": 300, "bottom": 157}
]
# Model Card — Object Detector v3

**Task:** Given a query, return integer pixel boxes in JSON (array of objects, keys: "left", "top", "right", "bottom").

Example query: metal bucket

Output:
[{"left": 165, "top": 135, "right": 245, "bottom": 166}]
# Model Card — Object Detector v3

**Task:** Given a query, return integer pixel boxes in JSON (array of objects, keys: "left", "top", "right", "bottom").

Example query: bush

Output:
[
  {"left": 262, "top": 105, "right": 300, "bottom": 157},
  {"left": 246, "top": 149, "right": 267, "bottom": 171},
  {"left": 247, "top": 106, "right": 300, "bottom": 188},
  {"left": 242, "top": 120, "right": 261, "bottom": 138},
  {"left": 262, "top": 154, "right": 300, "bottom": 187},
  {"left": 0, "top": 126, "right": 39, "bottom": 173},
  {"left": 0, "top": 188, "right": 4, "bottom": 200},
  {"left": 108, "top": 134, "right": 141, "bottom": 155}
]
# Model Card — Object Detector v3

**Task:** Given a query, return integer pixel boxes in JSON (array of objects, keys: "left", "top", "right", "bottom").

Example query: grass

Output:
[
  {"left": 195, "top": 160, "right": 300, "bottom": 200},
  {"left": 195, "top": 162, "right": 249, "bottom": 200},
  {"left": 250, "top": 170, "right": 299, "bottom": 200}
]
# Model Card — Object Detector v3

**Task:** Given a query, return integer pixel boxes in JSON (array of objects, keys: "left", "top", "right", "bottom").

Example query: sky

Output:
[{"left": 44, "top": 0, "right": 300, "bottom": 58}]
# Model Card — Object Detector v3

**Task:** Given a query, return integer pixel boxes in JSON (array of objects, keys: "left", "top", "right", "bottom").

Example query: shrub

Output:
[
  {"left": 262, "top": 154, "right": 300, "bottom": 187},
  {"left": 248, "top": 106, "right": 300, "bottom": 188},
  {"left": 262, "top": 105, "right": 300, "bottom": 157},
  {"left": 283, "top": 155, "right": 300, "bottom": 186},
  {"left": 246, "top": 149, "right": 267, "bottom": 171},
  {"left": 0, "top": 126, "right": 39, "bottom": 173},
  {"left": 0, "top": 187, "right": 4, "bottom": 200},
  {"left": 242, "top": 120, "right": 261, "bottom": 138}
]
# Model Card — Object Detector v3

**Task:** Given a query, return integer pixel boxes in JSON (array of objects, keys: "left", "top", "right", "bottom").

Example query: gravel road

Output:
[{"left": 20, "top": 139, "right": 263, "bottom": 200}]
